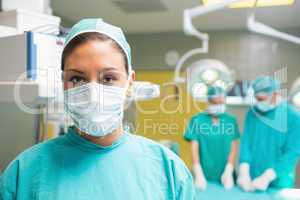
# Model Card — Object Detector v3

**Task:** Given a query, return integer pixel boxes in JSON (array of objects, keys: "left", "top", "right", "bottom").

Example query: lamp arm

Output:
[{"left": 174, "top": 0, "right": 243, "bottom": 83}]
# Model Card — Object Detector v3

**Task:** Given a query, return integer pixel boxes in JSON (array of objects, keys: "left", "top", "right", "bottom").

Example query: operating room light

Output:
[
  {"left": 187, "top": 59, "right": 234, "bottom": 101},
  {"left": 202, "top": 0, "right": 295, "bottom": 8},
  {"left": 201, "top": 69, "right": 219, "bottom": 84},
  {"left": 214, "top": 80, "right": 226, "bottom": 90},
  {"left": 192, "top": 82, "right": 208, "bottom": 99}
]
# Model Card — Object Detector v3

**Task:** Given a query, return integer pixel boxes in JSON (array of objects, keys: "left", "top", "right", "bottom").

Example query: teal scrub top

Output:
[
  {"left": 184, "top": 112, "right": 240, "bottom": 182},
  {"left": 240, "top": 102, "right": 300, "bottom": 188},
  {"left": 0, "top": 127, "right": 195, "bottom": 200}
]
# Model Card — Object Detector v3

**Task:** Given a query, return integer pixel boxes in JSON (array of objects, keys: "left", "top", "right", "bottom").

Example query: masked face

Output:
[
  {"left": 63, "top": 40, "right": 134, "bottom": 137},
  {"left": 254, "top": 93, "right": 275, "bottom": 113},
  {"left": 206, "top": 96, "right": 226, "bottom": 116},
  {"left": 206, "top": 104, "right": 226, "bottom": 116},
  {"left": 64, "top": 81, "right": 129, "bottom": 137}
]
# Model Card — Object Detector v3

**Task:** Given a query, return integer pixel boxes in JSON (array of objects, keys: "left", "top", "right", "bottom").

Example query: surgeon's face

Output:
[
  {"left": 209, "top": 96, "right": 225, "bottom": 105},
  {"left": 63, "top": 40, "right": 135, "bottom": 90},
  {"left": 255, "top": 92, "right": 276, "bottom": 104},
  {"left": 255, "top": 94, "right": 269, "bottom": 101}
]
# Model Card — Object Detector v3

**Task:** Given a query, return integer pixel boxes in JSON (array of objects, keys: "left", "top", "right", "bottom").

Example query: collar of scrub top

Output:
[
  {"left": 66, "top": 126, "right": 129, "bottom": 152},
  {"left": 64, "top": 18, "right": 133, "bottom": 76},
  {"left": 203, "top": 112, "right": 225, "bottom": 126}
]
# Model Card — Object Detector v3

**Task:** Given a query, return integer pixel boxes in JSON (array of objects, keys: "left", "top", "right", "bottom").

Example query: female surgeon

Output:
[
  {"left": 237, "top": 76, "right": 300, "bottom": 192},
  {"left": 0, "top": 18, "right": 195, "bottom": 200},
  {"left": 184, "top": 86, "right": 240, "bottom": 190}
]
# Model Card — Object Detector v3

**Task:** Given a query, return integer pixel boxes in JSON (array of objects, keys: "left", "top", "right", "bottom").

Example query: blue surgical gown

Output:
[
  {"left": 0, "top": 127, "right": 195, "bottom": 200},
  {"left": 240, "top": 102, "right": 300, "bottom": 188}
]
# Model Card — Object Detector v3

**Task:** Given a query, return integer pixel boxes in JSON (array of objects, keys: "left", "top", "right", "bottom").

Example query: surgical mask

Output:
[
  {"left": 255, "top": 95, "right": 275, "bottom": 113},
  {"left": 206, "top": 104, "right": 226, "bottom": 116},
  {"left": 64, "top": 82, "right": 128, "bottom": 137}
]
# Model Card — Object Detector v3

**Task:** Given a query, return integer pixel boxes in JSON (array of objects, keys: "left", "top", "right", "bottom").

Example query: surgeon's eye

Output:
[
  {"left": 69, "top": 75, "right": 87, "bottom": 87},
  {"left": 100, "top": 74, "right": 118, "bottom": 85}
]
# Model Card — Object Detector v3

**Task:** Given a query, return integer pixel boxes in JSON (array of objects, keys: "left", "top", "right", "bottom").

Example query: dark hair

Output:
[{"left": 61, "top": 32, "right": 128, "bottom": 73}]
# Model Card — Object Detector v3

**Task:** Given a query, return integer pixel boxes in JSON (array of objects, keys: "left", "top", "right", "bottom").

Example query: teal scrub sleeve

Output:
[
  {"left": 184, "top": 117, "right": 198, "bottom": 142},
  {"left": 239, "top": 110, "right": 252, "bottom": 164},
  {"left": 171, "top": 157, "right": 195, "bottom": 200},
  {"left": 176, "top": 177, "right": 195, "bottom": 200},
  {"left": 273, "top": 113, "right": 300, "bottom": 177},
  {"left": 0, "top": 159, "right": 19, "bottom": 200}
]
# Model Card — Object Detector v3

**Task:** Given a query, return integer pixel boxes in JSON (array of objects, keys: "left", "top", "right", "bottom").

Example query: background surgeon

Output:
[
  {"left": 184, "top": 86, "right": 240, "bottom": 190},
  {"left": 238, "top": 76, "right": 300, "bottom": 192}
]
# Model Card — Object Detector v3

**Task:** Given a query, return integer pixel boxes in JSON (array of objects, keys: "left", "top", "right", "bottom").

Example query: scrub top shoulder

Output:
[{"left": 0, "top": 127, "right": 195, "bottom": 200}]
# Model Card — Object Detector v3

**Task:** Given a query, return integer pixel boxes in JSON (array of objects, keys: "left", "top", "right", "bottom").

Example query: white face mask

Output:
[
  {"left": 206, "top": 104, "right": 226, "bottom": 116},
  {"left": 255, "top": 100, "right": 275, "bottom": 113},
  {"left": 64, "top": 82, "right": 128, "bottom": 137},
  {"left": 254, "top": 94, "right": 277, "bottom": 113}
]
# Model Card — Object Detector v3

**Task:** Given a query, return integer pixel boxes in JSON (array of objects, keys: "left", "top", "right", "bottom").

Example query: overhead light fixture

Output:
[
  {"left": 214, "top": 80, "right": 227, "bottom": 90},
  {"left": 201, "top": 69, "right": 219, "bottom": 84},
  {"left": 192, "top": 82, "right": 208, "bottom": 99},
  {"left": 187, "top": 59, "right": 235, "bottom": 101},
  {"left": 202, "top": 0, "right": 295, "bottom": 8},
  {"left": 247, "top": 14, "right": 300, "bottom": 45}
]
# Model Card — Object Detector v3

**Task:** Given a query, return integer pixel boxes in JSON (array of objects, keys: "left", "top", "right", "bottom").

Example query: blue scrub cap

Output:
[
  {"left": 252, "top": 76, "right": 280, "bottom": 95},
  {"left": 207, "top": 86, "right": 226, "bottom": 101},
  {"left": 64, "top": 18, "right": 132, "bottom": 74}
]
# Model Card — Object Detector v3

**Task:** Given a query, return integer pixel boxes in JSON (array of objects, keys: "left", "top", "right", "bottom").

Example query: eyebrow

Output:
[
  {"left": 99, "top": 67, "right": 120, "bottom": 73},
  {"left": 65, "top": 66, "right": 125, "bottom": 75},
  {"left": 65, "top": 69, "right": 85, "bottom": 74}
]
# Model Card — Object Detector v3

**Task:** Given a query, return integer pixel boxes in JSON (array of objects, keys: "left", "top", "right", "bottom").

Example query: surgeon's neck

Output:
[
  {"left": 76, "top": 127, "right": 123, "bottom": 147},
  {"left": 212, "top": 116, "right": 219, "bottom": 125}
]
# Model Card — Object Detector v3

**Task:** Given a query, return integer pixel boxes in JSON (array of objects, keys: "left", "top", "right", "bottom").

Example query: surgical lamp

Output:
[
  {"left": 247, "top": 2, "right": 300, "bottom": 45},
  {"left": 174, "top": 0, "right": 242, "bottom": 84},
  {"left": 187, "top": 59, "right": 234, "bottom": 100}
]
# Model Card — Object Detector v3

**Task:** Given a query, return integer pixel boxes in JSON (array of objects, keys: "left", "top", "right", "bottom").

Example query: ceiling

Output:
[{"left": 51, "top": 0, "right": 300, "bottom": 33}]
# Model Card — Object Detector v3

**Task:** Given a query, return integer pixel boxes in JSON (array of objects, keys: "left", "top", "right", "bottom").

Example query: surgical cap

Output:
[
  {"left": 207, "top": 86, "right": 226, "bottom": 101},
  {"left": 252, "top": 76, "right": 280, "bottom": 95},
  {"left": 64, "top": 18, "right": 132, "bottom": 73}
]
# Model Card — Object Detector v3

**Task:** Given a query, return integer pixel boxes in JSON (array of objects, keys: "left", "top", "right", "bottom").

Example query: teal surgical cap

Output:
[
  {"left": 252, "top": 76, "right": 280, "bottom": 95},
  {"left": 64, "top": 18, "right": 132, "bottom": 73},
  {"left": 207, "top": 86, "right": 226, "bottom": 101}
]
